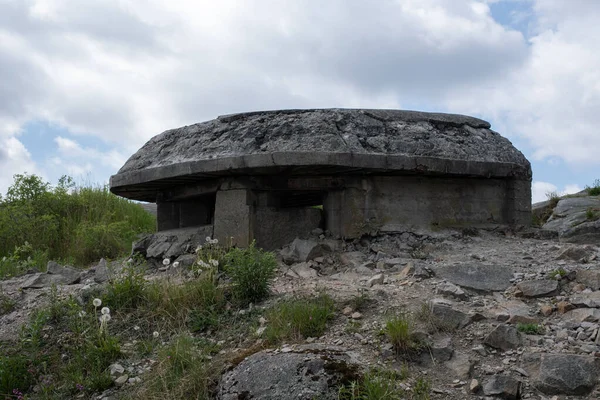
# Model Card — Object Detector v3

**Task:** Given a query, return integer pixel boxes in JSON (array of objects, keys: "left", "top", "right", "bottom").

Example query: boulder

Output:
[
  {"left": 217, "top": 345, "right": 361, "bottom": 400},
  {"left": 521, "top": 353, "right": 599, "bottom": 395},
  {"left": 21, "top": 261, "right": 82, "bottom": 288},
  {"left": 339, "top": 252, "right": 367, "bottom": 269},
  {"left": 576, "top": 269, "right": 600, "bottom": 290},
  {"left": 484, "top": 325, "right": 522, "bottom": 351},
  {"left": 543, "top": 196, "right": 600, "bottom": 244},
  {"left": 445, "top": 352, "right": 474, "bottom": 380},
  {"left": 571, "top": 291, "right": 600, "bottom": 308},
  {"left": 94, "top": 258, "right": 110, "bottom": 283},
  {"left": 281, "top": 239, "right": 329, "bottom": 265},
  {"left": 46, "top": 261, "right": 81, "bottom": 284},
  {"left": 556, "top": 245, "right": 597, "bottom": 262},
  {"left": 562, "top": 308, "right": 600, "bottom": 323},
  {"left": 434, "top": 264, "right": 513, "bottom": 293},
  {"left": 482, "top": 375, "right": 520, "bottom": 399},
  {"left": 436, "top": 282, "right": 468, "bottom": 300},
  {"left": 516, "top": 279, "right": 558, "bottom": 298},
  {"left": 428, "top": 299, "right": 469, "bottom": 330}
]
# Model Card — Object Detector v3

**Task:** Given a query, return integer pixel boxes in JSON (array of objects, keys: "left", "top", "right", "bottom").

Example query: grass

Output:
[
  {"left": 0, "top": 287, "right": 15, "bottom": 315},
  {"left": 586, "top": 179, "right": 600, "bottom": 196},
  {"left": 264, "top": 293, "right": 335, "bottom": 344},
  {"left": 586, "top": 207, "right": 600, "bottom": 221},
  {"left": 0, "top": 174, "right": 155, "bottom": 277},
  {"left": 517, "top": 323, "right": 544, "bottom": 335},
  {"left": 337, "top": 368, "right": 430, "bottom": 400},
  {"left": 385, "top": 313, "right": 422, "bottom": 355}
]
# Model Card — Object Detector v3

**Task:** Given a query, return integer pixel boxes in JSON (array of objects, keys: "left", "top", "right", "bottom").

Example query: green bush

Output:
[
  {"left": 224, "top": 241, "right": 277, "bottom": 305},
  {"left": 517, "top": 323, "right": 544, "bottom": 335},
  {"left": 0, "top": 173, "right": 155, "bottom": 272},
  {"left": 264, "top": 294, "right": 335, "bottom": 343},
  {"left": 385, "top": 313, "right": 422, "bottom": 354},
  {"left": 586, "top": 179, "right": 600, "bottom": 196}
]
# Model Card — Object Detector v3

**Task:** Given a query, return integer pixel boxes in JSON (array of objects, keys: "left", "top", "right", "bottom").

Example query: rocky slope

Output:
[{"left": 2, "top": 227, "right": 600, "bottom": 399}]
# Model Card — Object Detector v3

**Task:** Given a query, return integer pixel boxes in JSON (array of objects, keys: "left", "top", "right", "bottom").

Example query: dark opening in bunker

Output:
[{"left": 157, "top": 193, "right": 216, "bottom": 231}]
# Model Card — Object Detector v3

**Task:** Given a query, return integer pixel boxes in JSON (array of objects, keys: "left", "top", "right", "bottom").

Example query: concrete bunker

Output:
[{"left": 110, "top": 109, "right": 532, "bottom": 250}]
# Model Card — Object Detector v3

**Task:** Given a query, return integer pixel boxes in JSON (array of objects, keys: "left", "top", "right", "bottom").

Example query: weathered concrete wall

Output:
[
  {"left": 254, "top": 207, "right": 323, "bottom": 250},
  {"left": 324, "top": 176, "right": 530, "bottom": 238},
  {"left": 213, "top": 189, "right": 254, "bottom": 247}
]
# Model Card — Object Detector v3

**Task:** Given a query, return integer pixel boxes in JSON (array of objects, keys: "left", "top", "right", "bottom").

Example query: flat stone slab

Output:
[
  {"left": 110, "top": 109, "right": 531, "bottom": 201},
  {"left": 516, "top": 279, "right": 559, "bottom": 298},
  {"left": 435, "top": 264, "right": 513, "bottom": 293}
]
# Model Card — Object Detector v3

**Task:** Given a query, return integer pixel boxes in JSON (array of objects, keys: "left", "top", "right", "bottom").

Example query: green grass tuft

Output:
[{"left": 517, "top": 323, "right": 544, "bottom": 335}]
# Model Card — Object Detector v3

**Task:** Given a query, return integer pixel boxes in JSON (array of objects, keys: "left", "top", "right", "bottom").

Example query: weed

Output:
[
  {"left": 586, "top": 179, "right": 600, "bottom": 196},
  {"left": 348, "top": 289, "right": 372, "bottom": 312},
  {"left": 224, "top": 241, "right": 277, "bottom": 305},
  {"left": 0, "top": 287, "right": 15, "bottom": 315},
  {"left": 549, "top": 268, "right": 567, "bottom": 280},
  {"left": 345, "top": 321, "right": 362, "bottom": 334},
  {"left": 546, "top": 190, "right": 561, "bottom": 207},
  {"left": 338, "top": 369, "right": 405, "bottom": 400},
  {"left": 264, "top": 293, "right": 335, "bottom": 343},
  {"left": 385, "top": 313, "right": 424, "bottom": 355},
  {"left": 412, "top": 377, "right": 431, "bottom": 400},
  {"left": 517, "top": 323, "right": 544, "bottom": 335},
  {"left": 104, "top": 264, "right": 147, "bottom": 310}
]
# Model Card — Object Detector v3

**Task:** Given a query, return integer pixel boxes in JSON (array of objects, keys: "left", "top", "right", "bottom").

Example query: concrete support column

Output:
[
  {"left": 214, "top": 189, "right": 254, "bottom": 247},
  {"left": 324, "top": 188, "right": 367, "bottom": 238},
  {"left": 506, "top": 179, "right": 532, "bottom": 226}
]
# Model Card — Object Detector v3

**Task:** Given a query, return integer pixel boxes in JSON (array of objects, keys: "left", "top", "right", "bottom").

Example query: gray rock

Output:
[
  {"left": 516, "top": 279, "right": 559, "bottom": 298},
  {"left": 217, "top": 345, "right": 361, "bottom": 400},
  {"left": 522, "top": 353, "right": 599, "bottom": 395},
  {"left": 556, "top": 245, "right": 597, "bottom": 262},
  {"left": 95, "top": 258, "right": 110, "bottom": 283},
  {"left": 563, "top": 308, "right": 600, "bottom": 323},
  {"left": 46, "top": 261, "right": 81, "bottom": 284},
  {"left": 576, "top": 269, "right": 600, "bottom": 290},
  {"left": 436, "top": 282, "right": 468, "bottom": 300},
  {"left": 571, "top": 291, "right": 600, "bottom": 308},
  {"left": 543, "top": 197, "right": 600, "bottom": 244},
  {"left": 445, "top": 352, "right": 474, "bottom": 380},
  {"left": 339, "top": 252, "right": 368, "bottom": 269},
  {"left": 484, "top": 325, "right": 522, "bottom": 351},
  {"left": 290, "top": 262, "right": 318, "bottom": 279},
  {"left": 136, "top": 226, "right": 214, "bottom": 261},
  {"left": 428, "top": 299, "right": 469, "bottom": 330},
  {"left": 430, "top": 336, "right": 454, "bottom": 362},
  {"left": 367, "top": 273, "right": 384, "bottom": 287},
  {"left": 482, "top": 375, "right": 520, "bottom": 399},
  {"left": 281, "top": 239, "right": 328, "bottom": 265},
  {"left": 173, "top": 254, "right": 197, "bottom": 268},
  {"left": 435, "top": 264, "right": 513, "bottom": 293}
]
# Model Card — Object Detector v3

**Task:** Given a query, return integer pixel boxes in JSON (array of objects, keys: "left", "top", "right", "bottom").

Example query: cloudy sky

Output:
[{"left": 1, "top": 0, "right": 598, "bottom": 203}]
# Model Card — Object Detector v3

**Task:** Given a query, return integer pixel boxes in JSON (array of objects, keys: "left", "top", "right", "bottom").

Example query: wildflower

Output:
[
  {"left": 78, "top": 310, "right": 87, "bottom": 317},
  {"left": 173, "top": 261, "right": 180, "bottom": 268},
  {"left": 212, "top": 238, "right": 219, "bottom": 244},
  {"left": 101, "top": 307, "right": 110, "bottom": 315},
  {"left": 100, "top": 314, "right": 111, "bottom": 323},
  {"left": 153, "top": 331, "right": 160, "bottom": 338},
  {"left": 196, "top": 245, "right": 203, "bottom": 252},
  {"left": 206, "top": 236, "right": 212, "bottom": 242},
  {"left": 162, "top": 258, "right": 171, "bottom": 266},
  {"left": 134, "top": 325, "right": 140, "bottom": 331},
  {"left": 209, "top": 259, "right": 219, "bottom": 267},
  {"left": 93, "top": 298, "right": 102, "bottom": 307},
  {"left": 76, "top": 383, "right": 84, "bottom": 391}
]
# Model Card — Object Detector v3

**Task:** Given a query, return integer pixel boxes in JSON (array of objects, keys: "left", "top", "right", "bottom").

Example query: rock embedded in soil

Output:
[
  {"left": 482, "top": 375, "right": 521, "bottom": 399},
  {"left": 281, "top": 239, "right": 329, "bottom": 265},
  {"left": 428, "top": 299, "right": 469, "bottom": 330},
  {"left": 522, "top": 353, "right": 600, "bottom": 395},
  {"left": 484, "top": 325, "right": 522, "bottom": 351},
  {"left": 434, "top": 263, "right": 513, "bottom": 293},
  {"left": 576, "top": 269, "right": 600, "bottom": 290},
  {"left": 218, "top": 344, "right": 361, "bottom": 400},
  {"left": 516, "top": 279, "right": 559, "bottom": 298}
]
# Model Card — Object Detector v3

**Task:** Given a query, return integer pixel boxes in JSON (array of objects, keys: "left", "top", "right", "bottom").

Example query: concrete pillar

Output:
[
  {"left": 214, "top": 189, "right": 254, "bottom": 247},
  {"left": 157, "top": 202, "right": 179, "bottom": 231},
  {"left": 324, "top": 188, "right": 367, "bottom": 238},
  {"left": 506, "top": 179, "right": 532, "bottom": 226}
]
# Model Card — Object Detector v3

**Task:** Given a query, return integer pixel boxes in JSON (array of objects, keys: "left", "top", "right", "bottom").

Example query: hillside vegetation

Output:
[{"left": 0, "top": 174, "right": 156, "bottom": 277}]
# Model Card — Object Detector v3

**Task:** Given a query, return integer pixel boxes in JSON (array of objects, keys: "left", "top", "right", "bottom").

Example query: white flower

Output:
[
  {"left": 101, "top": 307, "right": 110, "bottom": 315},
  {"left": 211, "top": 238, "right": 219, "bottom": 244},
  {"left": 93, "top": 298, "right": 102, "bottom": 307},
  {"left": 153, "top": 331, "right": 159, "bottom": 338},
  {"left": 205, "top": 236, "right": 212, "bottom": 242},
  {"left": 134, "top": 325, "right": 140, "bottom": 331},
  {"left": 99, "top": 314, "right": 111, "bottom": 323},
  {"left": 78, "top": 311, "right": 87, "bottom": 317},
  {"left": 172, "top": 261, "right": 180, "bottom": 268},
  {"left": 209, "top": 259, "right": 219, "bottom": 267},
  {"left": 195, "top": 245, "right": 203, "bottom": 253},
  {"left": 162, "top": 258, "right": 170, "bottom": 266}
]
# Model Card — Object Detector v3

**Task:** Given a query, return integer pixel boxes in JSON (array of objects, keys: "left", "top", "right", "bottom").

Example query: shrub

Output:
[
  {"left": 0, "top": 173, "right": 155, "bottom": 272},
  {"left": 104, "top": 264, "right": 148, "bottom": 311},
  {"left": 338, "top": 369, "right": 405, "bottom": 400},
  {"left": 224, "top": 242, "right": 277, "bottom": 305},
  {"left": 264, "top": 294, "right": 335, "bottom": 343}
]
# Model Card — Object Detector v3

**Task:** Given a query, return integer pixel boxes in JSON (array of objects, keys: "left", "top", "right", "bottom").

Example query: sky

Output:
[{"left": 1, "top": 0, "right": 599, "bottom": 203}]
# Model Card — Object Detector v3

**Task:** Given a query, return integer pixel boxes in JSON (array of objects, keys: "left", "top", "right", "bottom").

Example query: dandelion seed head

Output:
[
  {"left": 92, "top": 298, "right": 102, "bottom": 307},
  {"left": 101, "top": 307, "right": 110, "bottom": 315},
  {"left": 153, "top": 331, "right": 159, "bottom": 338},
  {"left": 205, "top": 236, "right": 211, "bottom": 242},
  {"left": 100, "top": 314, "right": 111, "bottom": 323},
  {"left": 173, "top": 261, "right": 180, "bottom": 268},
  {"left": 162, "top": 258, "right": 171, "bottom": 266}
]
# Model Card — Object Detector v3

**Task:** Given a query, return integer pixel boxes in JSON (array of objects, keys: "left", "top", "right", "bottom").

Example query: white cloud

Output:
[
  {"left": 0, "top": 137, "right": 38, "bottom": 194},
  {"left": 532, "top": 181, "right": 583, "bottom": 203}
]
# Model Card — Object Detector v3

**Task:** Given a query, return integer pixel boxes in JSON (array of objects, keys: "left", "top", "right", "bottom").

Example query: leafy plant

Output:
[
  {"left": 549, "top": 268, "right": 567, "bottom": 280},
  {"left": 586, "top": 179, "right": 600, "bottom": 196},
  {"left": 224, "top": 241, "right": 277, "bottom": 305},
  {"left": 338, "top": 369, "right": 405, "bottom": 400},
  {"left": 517, "top": 323, "right": 544, "bottom": 335}
]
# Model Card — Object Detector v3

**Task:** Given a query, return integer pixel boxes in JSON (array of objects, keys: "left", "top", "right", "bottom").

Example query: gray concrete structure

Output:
[{"left": 110, "top": 109, "right": 531, "bottom": 249}]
